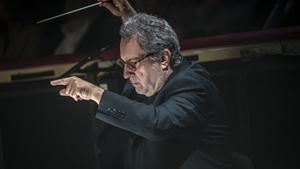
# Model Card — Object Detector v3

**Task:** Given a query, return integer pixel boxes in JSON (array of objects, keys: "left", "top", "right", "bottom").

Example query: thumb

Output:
[{"left": 59, "top": 89, "right": 69, "bottom": 96}]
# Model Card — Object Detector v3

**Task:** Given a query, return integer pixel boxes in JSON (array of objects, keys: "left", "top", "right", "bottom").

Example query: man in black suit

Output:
[{"left": 51, "top": 0, "right": 231, "bottom": 168}]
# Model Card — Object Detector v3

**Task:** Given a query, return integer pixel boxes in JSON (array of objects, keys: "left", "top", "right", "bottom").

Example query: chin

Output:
[
  {"left": 136, "top": 88, "right": 155, "bottom": 97},
  {"left": 134, "top": 87, "right": 149, "bottom": 96},
  {"left": 135, "top": 87, "right": 146, "bottom": 95}
]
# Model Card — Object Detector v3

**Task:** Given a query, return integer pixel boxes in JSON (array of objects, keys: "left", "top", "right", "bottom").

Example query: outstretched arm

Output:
[
  {"left": 97, "top": 0, "right": 137, "bottom": 22},
  {"left": 50, "top": 76, "right": 104, "bottom": 104}
]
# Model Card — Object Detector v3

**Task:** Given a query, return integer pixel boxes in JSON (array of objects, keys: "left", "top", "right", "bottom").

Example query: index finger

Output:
[{"left": 50, "top": 77, "right": 72, "bottom": 86}]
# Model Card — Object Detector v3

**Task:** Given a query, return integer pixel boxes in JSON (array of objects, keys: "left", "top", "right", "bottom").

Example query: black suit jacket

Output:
[{"left": 95, "top": 60, "right": 231, "bottom": 169}]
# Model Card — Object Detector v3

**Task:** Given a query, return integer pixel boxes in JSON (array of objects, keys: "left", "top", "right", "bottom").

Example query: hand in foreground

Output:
[
  {"left": 97, "top": 0, "right": 136, "bottom": 21},
  {"left": 50, "top": 76, "right": 103, "bottom": 104}
]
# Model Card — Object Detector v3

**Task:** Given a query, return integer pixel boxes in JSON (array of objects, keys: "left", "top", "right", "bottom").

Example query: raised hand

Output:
[{"left": 97, "top": 0, "right": 136, "bottom": 21}]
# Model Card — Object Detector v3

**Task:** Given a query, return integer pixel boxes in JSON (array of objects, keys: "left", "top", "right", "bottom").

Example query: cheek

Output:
[
  {"left": 135, "top": 69, "right": 148, "bottom": 83},
  {"left": 142, "top": 64, "right": 160, "bottom": 84},
  {"left": 135, "top": 63, "right": 160, "bottom": 85}
]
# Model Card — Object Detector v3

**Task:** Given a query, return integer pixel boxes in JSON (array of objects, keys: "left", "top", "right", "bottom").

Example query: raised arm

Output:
[{"left": 97, "top": 0, "right": 137, "bottom": 22}]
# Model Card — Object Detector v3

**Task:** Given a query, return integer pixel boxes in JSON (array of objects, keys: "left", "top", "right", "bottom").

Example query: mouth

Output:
[
  {"left": 131, "top": 82, "right": 139, "bottom": 86},
  {"left": 130, "top": 81, "right": 140, "bottom": 86}
]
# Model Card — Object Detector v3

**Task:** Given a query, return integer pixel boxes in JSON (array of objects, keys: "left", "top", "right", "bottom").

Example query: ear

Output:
[{"left": 160, "top": 48, "right": 171, "bottom": 70}]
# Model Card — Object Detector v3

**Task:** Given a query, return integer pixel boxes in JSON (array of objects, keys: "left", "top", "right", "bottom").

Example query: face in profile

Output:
[{"left": 120, "top": 36, "right": 167, "bottom": 97}]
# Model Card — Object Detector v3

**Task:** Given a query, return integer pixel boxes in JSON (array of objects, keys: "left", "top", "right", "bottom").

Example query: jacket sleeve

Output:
[{"left": 95, "top": 84, "right": 209, "bottom": 141}]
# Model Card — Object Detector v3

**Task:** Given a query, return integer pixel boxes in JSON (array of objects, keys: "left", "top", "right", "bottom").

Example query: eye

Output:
[{"left": 127, "top": 61, "right": 136, "bottom": 70}]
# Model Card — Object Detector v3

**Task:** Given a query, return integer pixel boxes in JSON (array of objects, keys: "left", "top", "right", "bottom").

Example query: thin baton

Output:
[{"left": 37, "top": 1, "right": 104, "bottom": 24}]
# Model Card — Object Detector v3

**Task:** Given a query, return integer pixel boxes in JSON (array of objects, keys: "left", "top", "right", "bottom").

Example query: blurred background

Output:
[
  {"left": 0, "top": 0, "right": 299, "bottom": 169},
  {"left": 0, "top": 0, "right": 299, "bottom": 61}
]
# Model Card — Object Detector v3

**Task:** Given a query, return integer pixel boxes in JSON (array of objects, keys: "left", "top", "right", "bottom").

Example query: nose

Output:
[{"left": 123, "top": 65, "right": 134, "bottom": 79}]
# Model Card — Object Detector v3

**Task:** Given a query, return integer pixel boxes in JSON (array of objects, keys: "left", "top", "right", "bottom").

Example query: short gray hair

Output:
[{"left": 120, "top": 13, "right": 182, "bottom": 68}]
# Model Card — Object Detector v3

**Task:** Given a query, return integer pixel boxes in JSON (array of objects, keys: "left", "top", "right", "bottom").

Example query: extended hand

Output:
[{"left": 50, "top": 76, "right": 103, "bottom": 104}]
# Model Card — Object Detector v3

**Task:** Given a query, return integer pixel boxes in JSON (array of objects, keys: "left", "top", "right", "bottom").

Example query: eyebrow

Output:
[{"left": 122, "top": 53, "right": 146, "bottom": 62}]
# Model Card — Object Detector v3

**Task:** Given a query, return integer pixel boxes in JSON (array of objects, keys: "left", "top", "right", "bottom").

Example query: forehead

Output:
[{"left": 120, "top": 36, "right": 144, "bottom": 61}]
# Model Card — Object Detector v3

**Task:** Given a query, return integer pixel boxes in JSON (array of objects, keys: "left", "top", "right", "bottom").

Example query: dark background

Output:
[
  {"left": 0, "top": 0, "right": 300, "bottom": 61},
  {"left": 0, "top": 0, "right": 300, "bottom": 169}
]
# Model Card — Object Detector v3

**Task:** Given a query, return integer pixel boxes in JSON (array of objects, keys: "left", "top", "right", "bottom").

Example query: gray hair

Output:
[{"left": 120, "top": 13, "right": 182, "bottom": 68}]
